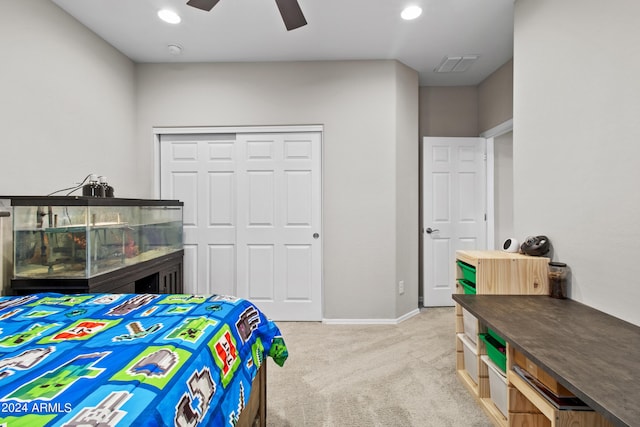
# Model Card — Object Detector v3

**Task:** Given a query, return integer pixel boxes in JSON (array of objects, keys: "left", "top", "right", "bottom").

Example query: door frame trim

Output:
[
  {"left": 479, "top": 119, "right": 513, "bottom": 139},
  {"left": 480, "top": 119, "right": 513, "bottom": 250}
]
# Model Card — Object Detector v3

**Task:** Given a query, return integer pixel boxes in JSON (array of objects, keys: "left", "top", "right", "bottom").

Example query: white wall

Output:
[
  {"left": 395, "top": 62, "right": 420, "bottom": 317},
  {"left": 0, "top": 0, "right": 136, "bottom": 197},
  {"left": 1, "top": 1, "right": 420, "bottom": 320},
  {"left": 494, "top": 131, "right": 514, "bottom": 248},
  {"left": 514, "top": 0, "right": 640, "bottom": 325},
  {"left": 136, "top": 61, "right": 419, "bottom": 320}
]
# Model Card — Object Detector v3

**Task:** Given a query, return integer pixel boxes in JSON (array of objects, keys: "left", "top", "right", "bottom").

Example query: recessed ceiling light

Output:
[
  {"left": 401, "top": 6, "right": 422, "bottom": 20},
  {"left": 158, "top": 9, "right": 181, "bottom": 24}
]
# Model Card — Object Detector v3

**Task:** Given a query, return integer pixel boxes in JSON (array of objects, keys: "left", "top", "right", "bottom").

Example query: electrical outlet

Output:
[{"left": 398, "top": 280, "right": 405, "bottom": 295}]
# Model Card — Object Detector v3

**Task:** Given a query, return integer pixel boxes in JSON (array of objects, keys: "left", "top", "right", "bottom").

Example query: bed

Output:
[{"left": 0, "top": 292, "right": 288, "bottom": 426}]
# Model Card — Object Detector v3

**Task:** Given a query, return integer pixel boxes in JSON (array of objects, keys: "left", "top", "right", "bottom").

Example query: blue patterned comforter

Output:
[{"left": 0, "top": 293, "right": 287, "bottom": 426}]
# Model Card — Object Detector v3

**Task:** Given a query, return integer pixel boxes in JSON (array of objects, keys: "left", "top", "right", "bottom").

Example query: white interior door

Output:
[
  {"left": 422, "top": 137, "right": 486, "bottom": 307},
  {"left": 159, "top": 129, "right": 322, "bottom": 321}
]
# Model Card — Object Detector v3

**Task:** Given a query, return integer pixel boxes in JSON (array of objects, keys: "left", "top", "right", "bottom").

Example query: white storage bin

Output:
[
  {"left": 482, "top": 355, "right": 508, "bottom": 417},
  {"left": 462, "top": 308, "right": 478, "bottom": 344},
  {"left": 459, "top": 333, "right": 478, "bottom": 384}
]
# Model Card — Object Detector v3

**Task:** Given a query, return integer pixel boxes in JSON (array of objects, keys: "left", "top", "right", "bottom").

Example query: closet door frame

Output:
[{"left": 153, "top": 125, "right": 323, "bottom": 321}]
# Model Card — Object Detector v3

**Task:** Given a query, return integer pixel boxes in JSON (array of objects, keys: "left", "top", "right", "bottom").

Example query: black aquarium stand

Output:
[{"left": 11, "top": 250, "right": 183, "bottom": 295}]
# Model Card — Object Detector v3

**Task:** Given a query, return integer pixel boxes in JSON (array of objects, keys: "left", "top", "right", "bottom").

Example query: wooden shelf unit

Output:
[
  {"left": 456, "top": 311, "right": 508, "bottom": 427},
  {"left": 507, "top": 345, "right": 613, "bottom": 427},
  {"left": 455, "top": 250, "right": 550, "bottom": 295},
  {"left": 454, "top": 250, "right": 550, "bottom": 427},
  {"left": 453, "top": 295, "right": 631, "bottom": 427}
]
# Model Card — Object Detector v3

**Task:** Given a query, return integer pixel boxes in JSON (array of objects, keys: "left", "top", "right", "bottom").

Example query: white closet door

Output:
[
  {"left": 160, "top": 134, "right": 238, "bottom": 296},
  {"left": 160, "top": 130, "right": 322, "bottom": 321},
  {"left": 236, "top": 133, "right": 322, "bottom": 321}
]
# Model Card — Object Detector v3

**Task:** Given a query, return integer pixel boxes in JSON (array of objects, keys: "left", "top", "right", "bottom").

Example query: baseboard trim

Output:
[{"left": 322, "top": 308, "right": 421, "bottom": 325}]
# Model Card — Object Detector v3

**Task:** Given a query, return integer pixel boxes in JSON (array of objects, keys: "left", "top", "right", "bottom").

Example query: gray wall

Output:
[
  {"left": 0, "top": 0, "right": 137, "bottom": 197},
  {"left": 514, "top": 0, "right": 640, "bottom": 325},
  {"left": 418, "top": 59, "right": 513, "bottom": 138},
  {"left": 136, "top": 61, "right": 419, "bottom": 320},
  {"left": 419, "top": 86, "right": 478, "bottom": 137},
  {"left": 478, "top": 59, "right": 513, "bottom": 133}
]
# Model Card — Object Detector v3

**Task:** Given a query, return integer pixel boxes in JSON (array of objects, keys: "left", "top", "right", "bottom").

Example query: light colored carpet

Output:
[{"left": 266, "top": 307, "right": 493, "bottom": 427}]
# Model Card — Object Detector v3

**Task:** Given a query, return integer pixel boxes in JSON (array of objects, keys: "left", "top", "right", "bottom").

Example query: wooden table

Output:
[{"left": 453, "top": 294, "right": 640, "bottom": 427}]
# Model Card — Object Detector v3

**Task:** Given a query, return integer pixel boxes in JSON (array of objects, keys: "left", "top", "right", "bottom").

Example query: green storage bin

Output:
[
  {"left": 458, "top": 279, "right": 476, "bottom": 295},
  {"left": 480, "top": 333, "right": 506, "bottom": 373},
  {"left": 488, "top": 328, "right": 506, "bottom": 347},
  {"left": 457, "top": 260, "right": 476, "bottom": 284}
]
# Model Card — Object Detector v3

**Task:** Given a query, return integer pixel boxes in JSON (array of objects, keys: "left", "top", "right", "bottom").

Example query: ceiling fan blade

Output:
[
  {"left": 275, "top": 0, "right": 307, "bottom": 31},
  {"left": 186, "top": 0, "right": 221, "bottom": 12}
]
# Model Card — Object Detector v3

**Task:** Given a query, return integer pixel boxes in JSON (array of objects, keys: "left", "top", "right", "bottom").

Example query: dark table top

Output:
[{"left": 453, "top": 294, "right": 640, "bottom": 427}]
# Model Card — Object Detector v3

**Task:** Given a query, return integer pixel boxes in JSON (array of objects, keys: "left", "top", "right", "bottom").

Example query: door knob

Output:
[
  {"left": 425, "top": 227, "right": 439, "bottom": 234},
  {"left": 313, "top": 233, "right": 319, "bottom": 239}
]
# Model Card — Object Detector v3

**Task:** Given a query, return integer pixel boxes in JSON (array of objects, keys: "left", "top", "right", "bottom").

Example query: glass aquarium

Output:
[{"left": 12, "top": 197, "right": 183, "bottom": 280}]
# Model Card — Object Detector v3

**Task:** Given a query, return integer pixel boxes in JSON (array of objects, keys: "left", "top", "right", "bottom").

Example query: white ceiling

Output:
[{"left": 51, "top": 0, "right": 514, "bottom": 86}]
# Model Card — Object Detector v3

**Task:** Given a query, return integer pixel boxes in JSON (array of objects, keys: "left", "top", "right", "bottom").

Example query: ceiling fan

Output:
[{"left": 186, "top": 0, "right": 307, "bottom": 31}]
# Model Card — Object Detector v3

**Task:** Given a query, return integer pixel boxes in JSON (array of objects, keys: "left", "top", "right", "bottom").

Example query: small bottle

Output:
[
  {"left": 99, "top": 176, "right": 114, "bottom": 198},
  {"left": 83, "top": 174, "right": 105, "bottom": 197}
]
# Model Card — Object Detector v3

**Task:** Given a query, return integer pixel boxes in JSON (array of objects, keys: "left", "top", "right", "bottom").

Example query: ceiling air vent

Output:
[{"left": 435, "top": 55, "right": 479, "bottom": 73}]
